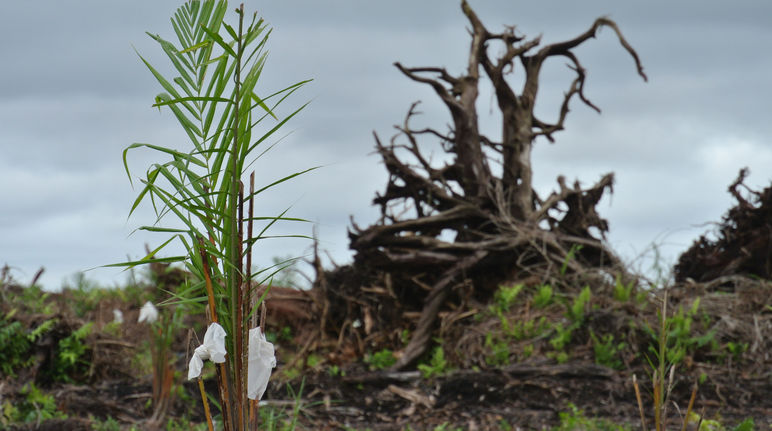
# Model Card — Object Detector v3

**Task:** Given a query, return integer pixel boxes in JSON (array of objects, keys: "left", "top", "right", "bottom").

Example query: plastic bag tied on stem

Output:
[
  {"left": 188, "top": 322, "right": 227, "bottom": 380},
  {"left": 247, "top": 326, "right": 276, "bottom": 400}
]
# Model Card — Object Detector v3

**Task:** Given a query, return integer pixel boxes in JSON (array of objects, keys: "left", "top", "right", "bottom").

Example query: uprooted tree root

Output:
[
  {"left": 321, "top": 0, "right": 646, "bottom": 370},
  {"left": 676, "top": 168, "right": 772, "bottom": 283}
]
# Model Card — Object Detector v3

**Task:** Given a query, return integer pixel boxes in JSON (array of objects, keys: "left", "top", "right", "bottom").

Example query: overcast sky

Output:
[{"left": 1, "top": 1, "right": 770, "bottom": 289}]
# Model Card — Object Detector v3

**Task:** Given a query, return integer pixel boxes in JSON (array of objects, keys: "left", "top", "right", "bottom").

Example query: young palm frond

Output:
[{"left": 111, "top": 1, "right": 313, "bottom": 429}]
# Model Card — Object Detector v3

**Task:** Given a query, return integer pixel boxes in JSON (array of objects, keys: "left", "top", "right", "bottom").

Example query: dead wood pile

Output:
[{"left": 675, "top": 168, "right": 772, "bottom": 283}]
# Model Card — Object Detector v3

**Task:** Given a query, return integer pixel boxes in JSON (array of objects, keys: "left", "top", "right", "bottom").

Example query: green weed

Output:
[
  {"left": 732, "top": 418, "right": 756, "bottom": 431},
  {"left": 725, "top": 341, "right": 748, "bottom": 360},
  {"left": 400, "top": 329, "right": 411, "bottom": 345},
  {"left": 612, "top": 275, "right": 634, "bottom": 302},
  {"left": 687, "top": 413, "right": 756, "bottom": 431},
  {"left": 90, "top": 415, "right": 122, "bottom": 431},
  {"left": 553, "top": 403, "right": 630, "bottom": 431},
  {"left": 431, "top": 423, "right": 463, "bottom": 431},
  {"left": 0, "top": 312, "right": 32, "bottom": 376},
  {"left": 365, "top": 349, "right": 397, "bottom": 370},
  {"left": 2, "top": 383, "right": 67, "bottom": 425},
  {"left": 503, "top": 316, "right": 548, "bottom": 340},
  {"left": 15, "top": 284, "right": 54, "bottom": 314},
  {"left": 484, "top": 333, "right": 510, "bottom": 366},
  {"left": 266, "top": 326, "right": 293, "bottom": 344},
  {"left": 590, "top": 330, "right": 626, "bottom": 369},
  {"left": 418, "top": 345, "right": 449, "bottom": 378},
  {"left": 533, "top": 284, "right": 554, "bottom": 308},
  {"left": 634, "top": 290, "right": 701, "bottom": 431},
  {"left": 258, "top": 381, "right": 307, "bottom": 431},
  {"left": 567, "top": 285, "right": 591, "bottom": 322},
  {"left": 549, "top": 322, "right": 575, "bottom": 351},
  {"left": 560, "top": 244, "right": 583, "bottom": 276},
  {"left": 50, "top": 321, "right": 93, "bottom": 382},
  {"left": 28, "top": 318, "right": 56, "bottom": 342},
  {"left": 328, "top": 364, "right": 345, "bottom": 377},
  {"left": 522, "top": 344, "right": 534, "bottom": 358},
  {"left": 493, "top": 284, "right": 524, "bottom": 312},
  {"left": 644, "top": 298, "right": 717, "bottom": 366}
]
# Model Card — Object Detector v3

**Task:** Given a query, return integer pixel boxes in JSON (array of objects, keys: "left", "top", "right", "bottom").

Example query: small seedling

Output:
[
  {"left": 112, "top": 1, "right": 312, "bottom": 429},
  {"left": 504, "top": 316, "right": 548, "bottom": 340},
  {"left": 590, "top": 330, "right": 626, "bottom": 369},
  {"left": 634, "top": 290, "right": 700, "bottom": 431},
  {"left": 418, "top": 345, "right": 449, "bottom": 378},
  {"left": 365, "top": 349, "right": 397, "bottom": 370},
  {"left": 567, "top": 285, "right": 591, "bottom": 322},
  {"left": 554, "top": 403, "right": 629, "bottom": 431},
  {"left": 725, "top": 341, "right": 747, "bottom": 360},
  {"left": 613, "top": 275, "right": 634, "bottom": 303},
  {"left": 493, "top": 284, "right": 523, "bottom": 313},
  {"left": 484, "top": 333, "right": 510, "bottom": 366},
  {"left": 549, "top": 322, "right": 575, "bottom": 351},
  {"left": 12, "top": 383, "right": 67, "bottom": 424},
  {"left": 560, "top": 244, "right": 583, "bottom": 276},
  {"left": 532, "top": 284, "right": 554, "bottom": 308}
]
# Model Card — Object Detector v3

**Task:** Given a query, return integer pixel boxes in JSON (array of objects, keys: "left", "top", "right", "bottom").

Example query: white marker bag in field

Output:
[
  {"left": 247, "top": 327, "right": 276, "bottom": 400},
  {"left": 137, "top": 301, "right": 159, "bottom": 324}
]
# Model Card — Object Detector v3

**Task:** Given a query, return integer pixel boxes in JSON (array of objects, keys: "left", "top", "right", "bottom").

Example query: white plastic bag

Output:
[
  {"left": 112, "top": 309, "right": 124, "bottom": 324},
  {"left": 188, "top": 322, "right": 227, "bottom": 380},
  {"left": 247, "top": 327, "right": 276, "bottom": 400},
  {"left": 137, "top": 301, "right": 159, "bottom": 323}
]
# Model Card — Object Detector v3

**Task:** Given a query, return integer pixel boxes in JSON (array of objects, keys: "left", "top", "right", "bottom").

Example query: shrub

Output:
[{"left": 0, "top": 313, "right": 31, "bottom": 376}]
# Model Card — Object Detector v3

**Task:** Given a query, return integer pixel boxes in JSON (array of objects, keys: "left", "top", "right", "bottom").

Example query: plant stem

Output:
[
  {"left": 680, "top": 382, "right": 698, "bottom": 431},
  {"left": 198, "top": 378, "right": 214, "bottom": 431},
  {"left": 229, "top": 5, "right": 245, "bottom": 429},
  {"left": 633, "top": 374, "right": 647, "bottom": 431},
  {"left": 198, "top": 239, "right": 219, "bottom": 323},
  {"left": 658, "top": 291, "right": 668, "bottom": 431}
]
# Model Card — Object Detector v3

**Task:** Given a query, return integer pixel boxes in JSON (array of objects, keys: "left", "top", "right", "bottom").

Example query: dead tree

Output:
[{"left": 347, "top": 1, "right": 647, "bottom": 369}]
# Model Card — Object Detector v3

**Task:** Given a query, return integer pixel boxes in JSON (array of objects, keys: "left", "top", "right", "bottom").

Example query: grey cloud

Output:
[{"left": 2, "top": 1, "right": 771, "bottom": 288}]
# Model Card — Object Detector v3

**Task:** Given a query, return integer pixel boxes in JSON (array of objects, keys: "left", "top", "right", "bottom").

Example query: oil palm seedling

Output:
[{"left": 112, "top": 1, "right": 313, "bottom": 429}]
